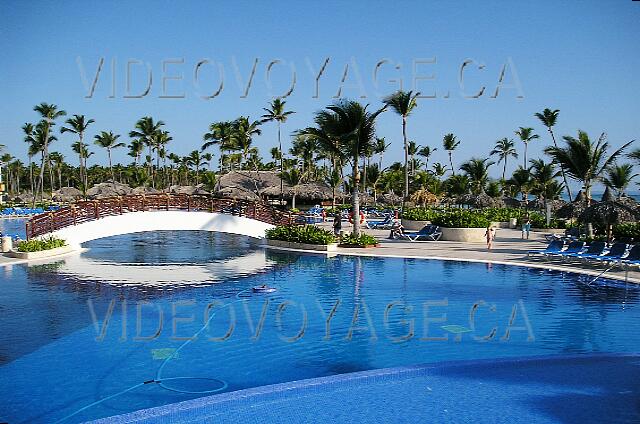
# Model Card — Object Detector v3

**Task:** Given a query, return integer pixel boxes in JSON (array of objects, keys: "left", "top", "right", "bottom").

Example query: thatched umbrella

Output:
[
  {"left": 502, "top": 197, "right": 525, "bottom": 208},
  {"left": 131, "top": 186, "right": 160, "bottom": 195},
  {"left": 556, "top": 191, "right": 594, "bottom": 219},
  {"left": 526, "top": 198, "right": 566, "bottom": 212},
  {"left": 378, "top": 192, "right": 402, "bottom": 206},
  {"left": 12, "top": 193, "right": 35, "bottom": 204},
  {"left": 580, "top": 188, "right": 639, "bottom": 240},
  {"left": 456, "top": 192, "right": 503, "bottom": 208}
]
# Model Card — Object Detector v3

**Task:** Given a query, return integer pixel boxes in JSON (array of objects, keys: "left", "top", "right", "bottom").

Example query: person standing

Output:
[
  {"left": 333, "top": 211, "right": 342, "bottom": 236},
  {"left": 521, "top": 217, "right": 531, "bottom": 240}
]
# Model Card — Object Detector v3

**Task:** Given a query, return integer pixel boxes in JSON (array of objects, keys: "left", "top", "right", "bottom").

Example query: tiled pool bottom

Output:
[{"left": 91, "top": 354, "right": 640, "bottom": 424}]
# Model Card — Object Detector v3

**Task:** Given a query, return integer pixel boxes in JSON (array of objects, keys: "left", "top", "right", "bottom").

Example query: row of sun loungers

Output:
[{"left": 528, "top": 240, "right": 640, "bottom": 267}]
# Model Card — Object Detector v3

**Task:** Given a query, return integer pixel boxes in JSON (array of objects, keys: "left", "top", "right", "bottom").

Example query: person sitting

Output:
[{"left": 388, "top": 221, "right": 405, "bottom": 239}]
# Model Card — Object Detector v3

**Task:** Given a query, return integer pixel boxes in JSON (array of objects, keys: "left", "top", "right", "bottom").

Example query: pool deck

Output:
[
  {"left": 91, "top": 353, "right": 640, "bottom": 424},
  {"left": 2, "top": 226, "right": 639, "bottom": 283}
]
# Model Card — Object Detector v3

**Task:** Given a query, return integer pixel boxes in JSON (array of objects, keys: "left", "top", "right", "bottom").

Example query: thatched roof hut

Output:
[
  {"left": 502, "top": 197, "right": 525, "bottom": 208},
  {"left": 86, "top": 181, "right": 132, "bottom": 199},
  {"left": 526, "top": 198, "right": 566, "bottom": 212},
  {"left": 580, "top": 198, "right": 639, "bottom": 225},
  {"left": 131, "top": 186, "right": 160, "bottom": 195},
  {"left": 52, "top": 187, "right": 83, "bottom": 203},
  {"left": 556, "top": 191, "right": 594, "bottom": 219}
]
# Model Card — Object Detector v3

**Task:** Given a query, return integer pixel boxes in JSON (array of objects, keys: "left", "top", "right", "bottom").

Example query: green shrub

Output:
[
  {"left": 339, "top": 233, "right": 378, "bottom": 246},
  {"left": 17, "top": 236, "right": 66, "bottom": 252},
  {"left": 482, "top": 207, "right": 523, "bottom": 222},
  {"left": 431, "top": 210, "right": 490, "bottom": 228},
  {"left": 265, "top": 225, "right": 336, "bottom": 245},
  {"left": 401, "top": 207, "right": 442, "bottom": 221},
  {"left": 613, "top": 223, "right": 640, "bottom": 241}
]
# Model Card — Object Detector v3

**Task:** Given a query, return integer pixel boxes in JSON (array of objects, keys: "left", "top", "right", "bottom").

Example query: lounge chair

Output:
[
  {"left": 528, "top": 239, "right": 564, "bottom": 257},
  {"left": 590, "top": 242, "right": 628, "bottom": 264},
  {"left": 547, "top": 241, "right": 585, "bottom": 258},
  {"left": 368, "top": 215, "right": 396, "bottom": 230},
  {"left": 565, "top": 241, "right": 607, "bottom": 260},
  {"left": 618, "top": 245, "right": 640, "bottom": 267},
  {"left": 397, "top": 225, "right": 442, "bottom": 242}
]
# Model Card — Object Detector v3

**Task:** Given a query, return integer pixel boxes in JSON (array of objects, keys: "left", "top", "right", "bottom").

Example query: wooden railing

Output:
[{"left": 26, "top": 193, "right": 294, "bottom": 240}]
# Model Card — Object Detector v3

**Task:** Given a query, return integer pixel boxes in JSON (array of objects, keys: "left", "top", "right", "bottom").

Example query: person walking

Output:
[{"left": 485, "top": 225, "right": 496, "bottom": 251}]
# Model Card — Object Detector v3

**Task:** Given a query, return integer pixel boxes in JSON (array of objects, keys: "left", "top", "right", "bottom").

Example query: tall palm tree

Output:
[
  {"left": 311, "top": 100, "right": 386, "bottom": 235},
  {"left": 417, "top": 145, "right": 436, "bottom": 171},
  {"left": 61, "top": 114, "right": 94, "bottom": 195},
  {"left": 383, "top": 90, "right": 419, "bottom": 205},
  {"left": 545, "top": 131, "right": 633, "bottom": 207},
  {"left": 603, "top": 164, "right": 637, "bottom": 199},
  {"left": 48, "top": 152, "right": 65, "bottom": 189},
  {"left": 71, "top": 141, "right": 91, "bottom": 192},
  {"left": 490, "top": 138, "right": 518, "bottom": 181},
  {"left": 442, "top": 133, "right": 460, "bottom": 175},
  {"left": 94, "top": 131, "right": 125, "bottom": 183},
  {"left": 514, "top": 127, "right": 539, "bottom": 169},
  {"left": 33, "top": 103, "right": 66, "bottom": 204},
  {"left": 261, "top": 99, "right": 294, "bottom": 202},
  {"left": 529, "top": 159, "right": 561, "bottom": 207},
  {"left": 535, "top": 108, "right": 572, "bottom": 201},
  {"left": 460, "top": 158, "right": 495, "bottom": 194}
]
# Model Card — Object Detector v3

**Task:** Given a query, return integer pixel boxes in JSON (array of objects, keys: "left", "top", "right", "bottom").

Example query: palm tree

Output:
[
  {"left": 509, "top": 166, "right": 533, "bottom": 201},
  {"left": 535, "top": 108, "right": 572, "bottom": 201},
  {"left": 186, "top": 150, "right": 205, "bottom": 184},
  {"left": 603, "top": 164, "right": 637, "bottom": 199},
  {"left": 431, "top": 162, "right": 448, "bottom": 178},
  {"left": 22, "top": 123, "right": 36, "bottom": 194},
  {"left": 383, "top": 90, "right": 420, "bottom": 205},
  {"left": 203, "top": 121, "right": 234, "bottom": 172},
  {"left": 514, "top": 127, "right": 539, "bottom": 169},
  {"left": 373, "top": 137, "right": 390, "bottom": 170},
  {"left": 529, "top": 159, "right": 561, "bottom": 207},
  {"left": 33, "top": 103, "right": 66, "bottom": 204},
  {"left": 61, "top": 114, "right": 94, "bottom": 195},
  {"left": 232, "top": 117, "right": 262, "bottom": 167},
  {"left": 129, "top": 116, "right": 165, "bottom": 185},
  {"left": 280, "top": 166, "right": 305, "bottom": 209},
  {"left": 94, "top": 131, "right": 125, "bottom": 183},
  {"left": 460, "top": 158, "right": 495, "bottom": 194},
  {"left": 490, "top": 138, "right": 518, "bottom": 181},
  {"left": 545, "top": 131, "right": 633, "bottom": 207},
  {"left": 261, "top": 99, "right": 294, "bottom": 202},
  {"left": 442, "top": 133, "right": 460, "bottom": 175},
  {"left": 128, "top": 139, "right": 145, "bottom": 167},
  {"left": 417, "top": 146, "right": 436, "bottom": 171},
  {"left": 48, "top": 152, "right": 65, "bottom": 189},
  {"left": 71, "top": 141, "right": 91, "bottom": 192},
  {"left": 311, "top": 100, "right": 386, "bottom": 235},
  {"left": 445, "top": 174, "right": 470, "bottom": 196},
  {"left": 407, "top": 141, "right": 420, "bottom": 177}
]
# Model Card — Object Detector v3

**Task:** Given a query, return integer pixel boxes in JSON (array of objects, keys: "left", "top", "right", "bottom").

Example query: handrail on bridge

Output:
[{"left": 25, "top": 193, "right": 294, "bottom": 240}]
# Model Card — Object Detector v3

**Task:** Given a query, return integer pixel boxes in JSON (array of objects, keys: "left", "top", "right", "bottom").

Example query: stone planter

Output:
[
  {"left": 265, "top": 239, "right": 338, "bottom": 252},
  {"left": 491, "top": 221, "right": 510, "bottom": 229},
  {"left": 6, "top": 245, "right": 74, "bottom": 260},
  {"left": 440, "top": 227, "right": 486, "bottom": 243},
  {"left": 531, "top": 228, "right": 565, "bottom": 233},
  {"left": 401, "top": 219, "right": 430, "bottom": 231},
  {"left": 338, "top": 243, "right": 379, "bottom": 248}
]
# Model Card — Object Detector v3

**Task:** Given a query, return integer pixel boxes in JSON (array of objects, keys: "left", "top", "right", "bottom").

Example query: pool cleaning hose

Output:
[{"left": 54, "top": 287, "right": 274, "bottom": 423}]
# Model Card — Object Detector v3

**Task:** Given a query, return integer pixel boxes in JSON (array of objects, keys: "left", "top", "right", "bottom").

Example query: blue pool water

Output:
[
  {"left": 0, "top": 217, "right": 26, "bottom": 239},
  {"left": 0, "top": 231, "right": 639, "bottom": 423}
]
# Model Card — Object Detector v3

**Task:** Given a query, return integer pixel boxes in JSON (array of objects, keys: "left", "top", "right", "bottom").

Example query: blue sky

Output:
[{"left": 1, "top": 0, "right": 639, "bottom": 187}]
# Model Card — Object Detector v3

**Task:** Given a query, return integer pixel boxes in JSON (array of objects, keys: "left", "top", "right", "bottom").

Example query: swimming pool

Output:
[{"left": 0, "top": 231, "right": 638, "bottom": 423}]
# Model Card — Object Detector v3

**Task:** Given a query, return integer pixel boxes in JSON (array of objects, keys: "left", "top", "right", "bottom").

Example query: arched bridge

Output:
[{"left": 26, "top": 193, "right": 294, "bottom": 248}]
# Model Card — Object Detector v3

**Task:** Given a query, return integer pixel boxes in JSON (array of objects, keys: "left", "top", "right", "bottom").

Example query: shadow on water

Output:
[{"left": 434, "top": 355, "right": 640, "bottom": 424}]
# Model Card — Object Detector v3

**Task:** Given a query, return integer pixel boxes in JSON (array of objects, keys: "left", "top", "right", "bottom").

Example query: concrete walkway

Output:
[{"left": 320, "top": 223, "right": 640, "bottom": 284}]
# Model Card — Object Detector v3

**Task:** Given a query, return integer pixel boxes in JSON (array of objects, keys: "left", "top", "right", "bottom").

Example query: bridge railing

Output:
[{"left": 26, "top": 193, "right": 294, "bottom": 240}]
